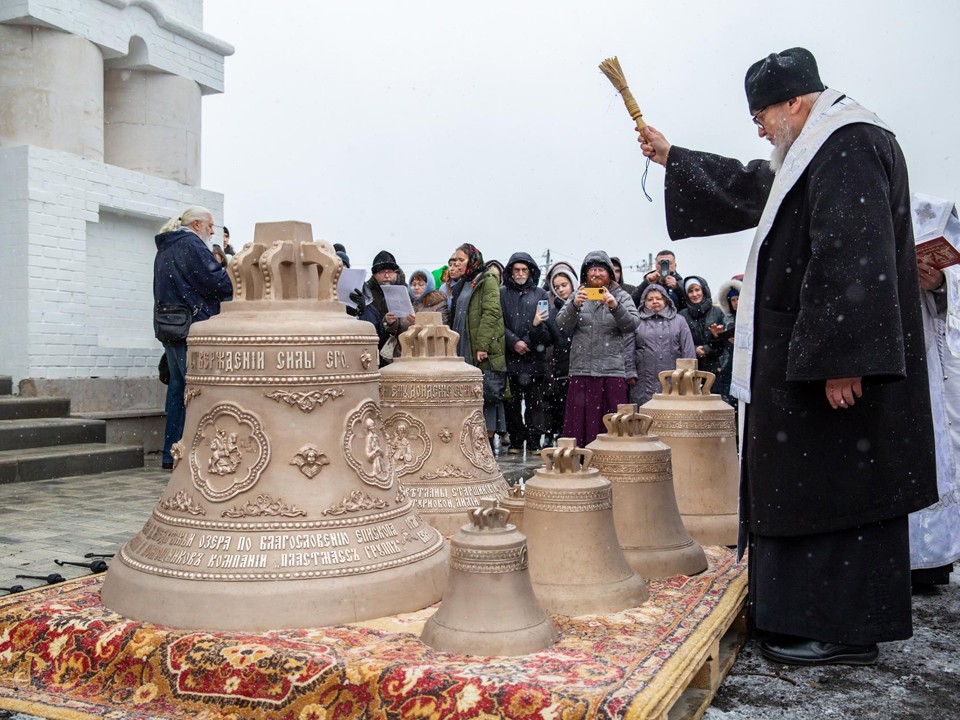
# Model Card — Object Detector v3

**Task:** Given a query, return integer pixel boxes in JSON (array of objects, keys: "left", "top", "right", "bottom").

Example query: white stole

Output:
[{"left": 730, "top": 88, "right": 892, "bottom": 404}]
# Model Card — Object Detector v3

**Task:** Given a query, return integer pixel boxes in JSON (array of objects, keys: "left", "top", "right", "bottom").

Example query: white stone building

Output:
[{"left": 0, "top": 0, "right": 231, "bottom": 402}]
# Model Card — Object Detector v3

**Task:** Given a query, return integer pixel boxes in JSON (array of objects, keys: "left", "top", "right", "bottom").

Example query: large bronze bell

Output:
[
  {"left": 524, "top": 439, "right": 648, "bottom": 616},
  {"left": 421, "top": 498, "right": 556, "bottom": 656},
  {"left": 587, "top": 404, "right": 707, "bottom": 578},
  {"left": 640, "top": 359, "right": 738, "bottom": 546},
  {"left": 379, "top": 313, "right": 509, "bottom": 535},
  {"left": 102, "top": 222, "right": 448, "bottom": 630}
]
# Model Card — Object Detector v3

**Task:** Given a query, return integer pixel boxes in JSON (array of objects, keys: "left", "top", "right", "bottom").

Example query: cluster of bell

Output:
[
  {"left": 640, "top": 359, "right": 739, "bottom": 546},
  {"left": 102, "top": 222, "right": 448, "bottom": 630},
  {"left": 379, "top": 313, "right": 509, "bottom": 536},
  {"left": 587, "top": 405, "right": 707, "bottom": 578},
  {"left": 422, "top": 498, "right": 556, "bottom": 656}
]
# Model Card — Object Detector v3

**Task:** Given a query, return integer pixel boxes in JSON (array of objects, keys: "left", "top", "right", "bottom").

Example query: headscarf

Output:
[
  {"left": 459, "top": 243, "right": 485, "bottom": 281},
  {"left": 408, "top": 269, "right": 436, "bottom": 302},
  {"left": 449, "top": 243, "right": 486, "bottom": 331}
]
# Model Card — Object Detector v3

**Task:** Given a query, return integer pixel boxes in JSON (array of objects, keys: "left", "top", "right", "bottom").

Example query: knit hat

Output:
[
  {"left": 684, "top": 277, "right": 703, "bottom": 293},
  {"left": 336, "top": 250, "right": 350, "bottom": 268},
  {"left": 727, "top": 286, "right": 740, "bottom": 299},
  {"left": 370, "top": 250, "right": 399, "bottom": 274},
  {"left": 745, "top": 47, "right": 825, "bottom": 115}
]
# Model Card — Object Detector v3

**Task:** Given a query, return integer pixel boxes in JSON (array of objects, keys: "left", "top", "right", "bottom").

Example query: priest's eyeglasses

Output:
[{"left": 752, "top": 106, "right": 771, "bottom": 130}]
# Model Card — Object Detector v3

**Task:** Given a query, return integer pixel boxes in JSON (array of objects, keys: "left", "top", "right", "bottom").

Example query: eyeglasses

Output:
[{"left": 751, "top": 105, "right": 771, "bottom": 129}]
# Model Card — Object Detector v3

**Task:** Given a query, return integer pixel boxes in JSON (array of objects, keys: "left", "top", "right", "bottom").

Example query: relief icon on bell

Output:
[{"left": 379, "top": 313, "right": 510, "bottom": 536}]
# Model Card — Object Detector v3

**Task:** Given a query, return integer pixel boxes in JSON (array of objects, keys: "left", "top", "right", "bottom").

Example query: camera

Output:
[{"left": 659, "top": 258, "right": 670, "bottom": 278}]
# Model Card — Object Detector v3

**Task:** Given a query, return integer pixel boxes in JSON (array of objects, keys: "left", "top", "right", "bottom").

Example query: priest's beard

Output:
[{"left": 768, "top": 122, "right": 797, "bottom": 174}]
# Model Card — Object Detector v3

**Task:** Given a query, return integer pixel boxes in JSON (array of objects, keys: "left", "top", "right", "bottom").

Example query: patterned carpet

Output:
[{"left": 0, "top": 546, "right": 745, "bottom": 720}]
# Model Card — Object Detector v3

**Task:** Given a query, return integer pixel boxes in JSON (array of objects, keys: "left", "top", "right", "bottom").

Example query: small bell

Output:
[
  {"left": 524, "top": 439, "right": 648, "bottom": 616},
  {"left": 587, "top": 405, "right": 707, "bottom": 578},
  {"left": 421, "top": 498, "right": 556, "bottom": 656},
  {"left": 499, "top": 484, "right": 525, "bottom": 532},
  {"left": 641, "top": 359, "right": 739, "bottom": 546}
]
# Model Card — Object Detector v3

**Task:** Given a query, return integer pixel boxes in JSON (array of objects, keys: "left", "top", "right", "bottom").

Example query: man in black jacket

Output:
[
  {"left": 633, "top": 250, "right": 684, "bottom": 311},
  {"left": 500, "top": 252, "right": 552, "bottom": 454}
]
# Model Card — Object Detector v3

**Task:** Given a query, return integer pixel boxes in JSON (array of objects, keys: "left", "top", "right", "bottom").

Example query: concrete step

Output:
[
  {"left": 0, "top": 396, "right": 71, "bottom": 421},
  {"left": 0, "top": 375, "right": 11, "bottom": 395},
  {"left": 0, "top": 417, "right": 106, "bottom": 452},
  {"left": 75, "top": 408, "right": 166, "bottom": 454},
  {"left": 0, "top": 443, "right": 144, "bottom": 484}
]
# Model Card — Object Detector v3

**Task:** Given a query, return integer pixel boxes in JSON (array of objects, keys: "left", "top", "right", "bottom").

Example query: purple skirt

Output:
[{"left": 562, "top": 376, "right": 629, "bottom": 447}]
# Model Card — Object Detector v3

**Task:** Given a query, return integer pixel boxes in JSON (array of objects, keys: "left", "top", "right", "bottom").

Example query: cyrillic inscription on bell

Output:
[
  {"left": 524, "top": 439, "right": 648, "bottom": 616},
  {"left": 587, "top": 405, "right": 707, "bottom": 578},
  {"left": 379, "top": 313, "right": 509, "bottom": 535},
  {"left": 101, "top": 221, "right": 448, "bottom": 630},
  {"left": 421, "top": 498, "right": 556, "bottom": 656},
  {"left": 640, "top": 359, "right": 739, "bottom": 546}
]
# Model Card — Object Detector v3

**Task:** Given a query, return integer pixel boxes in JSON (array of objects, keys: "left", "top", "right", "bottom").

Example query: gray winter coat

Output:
[
  {"left": 557, "top": 251, "right": 639, "bottom": 379},
  {"left": 628, "top": 284, "right": 696, "bottom": 405}
]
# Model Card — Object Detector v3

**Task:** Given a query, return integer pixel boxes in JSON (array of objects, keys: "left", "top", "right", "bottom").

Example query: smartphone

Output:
[
  {"left": 537, "top": 299, "right": 549, "bottom": 314},
  {"left": 584, "top": 287, "right": 605, "bottom": 301}
]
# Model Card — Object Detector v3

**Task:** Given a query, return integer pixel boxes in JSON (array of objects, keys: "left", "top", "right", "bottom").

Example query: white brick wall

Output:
[
  {"left": 0, "top": 144, "right": 224, "bottom": 383},
  {"left": 0, "top": 0, "right": 232, "bottom": 93}
]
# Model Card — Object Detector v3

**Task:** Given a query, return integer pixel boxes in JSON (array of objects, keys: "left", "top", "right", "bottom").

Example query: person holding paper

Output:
[
  {"left": 638, "top": 47, "right": 937, "bottom": 666},
  {"left": 362, "top": 250, "right": 413, "bottom": 366},
  {"left": 409, "top": 269, "right": 449, "bottom": 323}
]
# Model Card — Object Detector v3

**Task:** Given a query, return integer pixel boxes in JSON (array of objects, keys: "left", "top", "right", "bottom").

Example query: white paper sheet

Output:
[
  {"left": 337, "top": 268, "right": 367, "bottom": 308},
  {"left": 381, "top": 284, "right": 415, "bottom": 316}
]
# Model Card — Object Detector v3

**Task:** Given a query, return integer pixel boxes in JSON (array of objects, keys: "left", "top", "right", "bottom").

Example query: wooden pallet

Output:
[{"left": 664, "top": 600, "right": 749, "bottom": 720}]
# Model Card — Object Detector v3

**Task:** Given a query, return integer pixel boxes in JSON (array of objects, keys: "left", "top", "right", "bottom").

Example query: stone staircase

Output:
[{"left": 0, "top": 375, "right": 144, "bottom": 484}]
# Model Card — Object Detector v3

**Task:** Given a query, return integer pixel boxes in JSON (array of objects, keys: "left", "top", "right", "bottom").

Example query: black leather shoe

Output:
[
  {"left": 759, "top": 638, "right": 879, "bottom": 666},
  {"left": 161, "top": 461, "right": 174, "bottom": 470}
]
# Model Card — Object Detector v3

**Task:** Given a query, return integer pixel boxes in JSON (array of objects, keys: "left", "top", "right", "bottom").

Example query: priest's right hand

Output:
[{"left": 639, "top": 125, "right": 671, "bottom": 167}]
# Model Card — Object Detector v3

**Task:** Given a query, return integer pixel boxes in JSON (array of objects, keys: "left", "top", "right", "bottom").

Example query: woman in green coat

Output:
[{"left": 448, "top": 243, "right": 507, "bottom": 444}]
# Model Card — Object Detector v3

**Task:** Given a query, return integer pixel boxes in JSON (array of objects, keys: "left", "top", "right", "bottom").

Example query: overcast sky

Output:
[{"left": 200, "top": 0, "right": 960, "bottom": 288}]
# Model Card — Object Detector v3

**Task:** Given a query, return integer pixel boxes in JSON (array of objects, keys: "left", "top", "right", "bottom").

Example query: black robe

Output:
[{"left": 664, "top": 121, "right": 938, "bottom": 643}]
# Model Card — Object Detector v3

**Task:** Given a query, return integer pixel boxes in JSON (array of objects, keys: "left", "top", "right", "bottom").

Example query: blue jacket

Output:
[{"left": 153, "top": 229, "right": 233, "bottom": 339}]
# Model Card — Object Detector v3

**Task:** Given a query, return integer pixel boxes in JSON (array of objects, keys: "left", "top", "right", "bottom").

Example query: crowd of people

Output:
[{"left": 338, "top": 241, "right": 742, "bottom": 455}]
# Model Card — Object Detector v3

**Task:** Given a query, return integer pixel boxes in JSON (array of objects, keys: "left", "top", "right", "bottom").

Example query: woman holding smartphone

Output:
[
  {"left": 500, "top": 252, "right": 554, "bottom": 455},
  {"left": 556, "top": 250, "right": 639, "bottom": 446}
]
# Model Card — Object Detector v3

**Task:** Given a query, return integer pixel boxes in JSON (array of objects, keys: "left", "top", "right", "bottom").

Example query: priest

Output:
[{"left": 638, "top": 48, "right": 938, "bottom": 666}]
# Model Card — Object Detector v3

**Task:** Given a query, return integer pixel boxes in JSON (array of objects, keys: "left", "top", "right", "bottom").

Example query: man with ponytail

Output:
[{"left": 153, "top": 207, "right": 233, "bottom": 469}]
